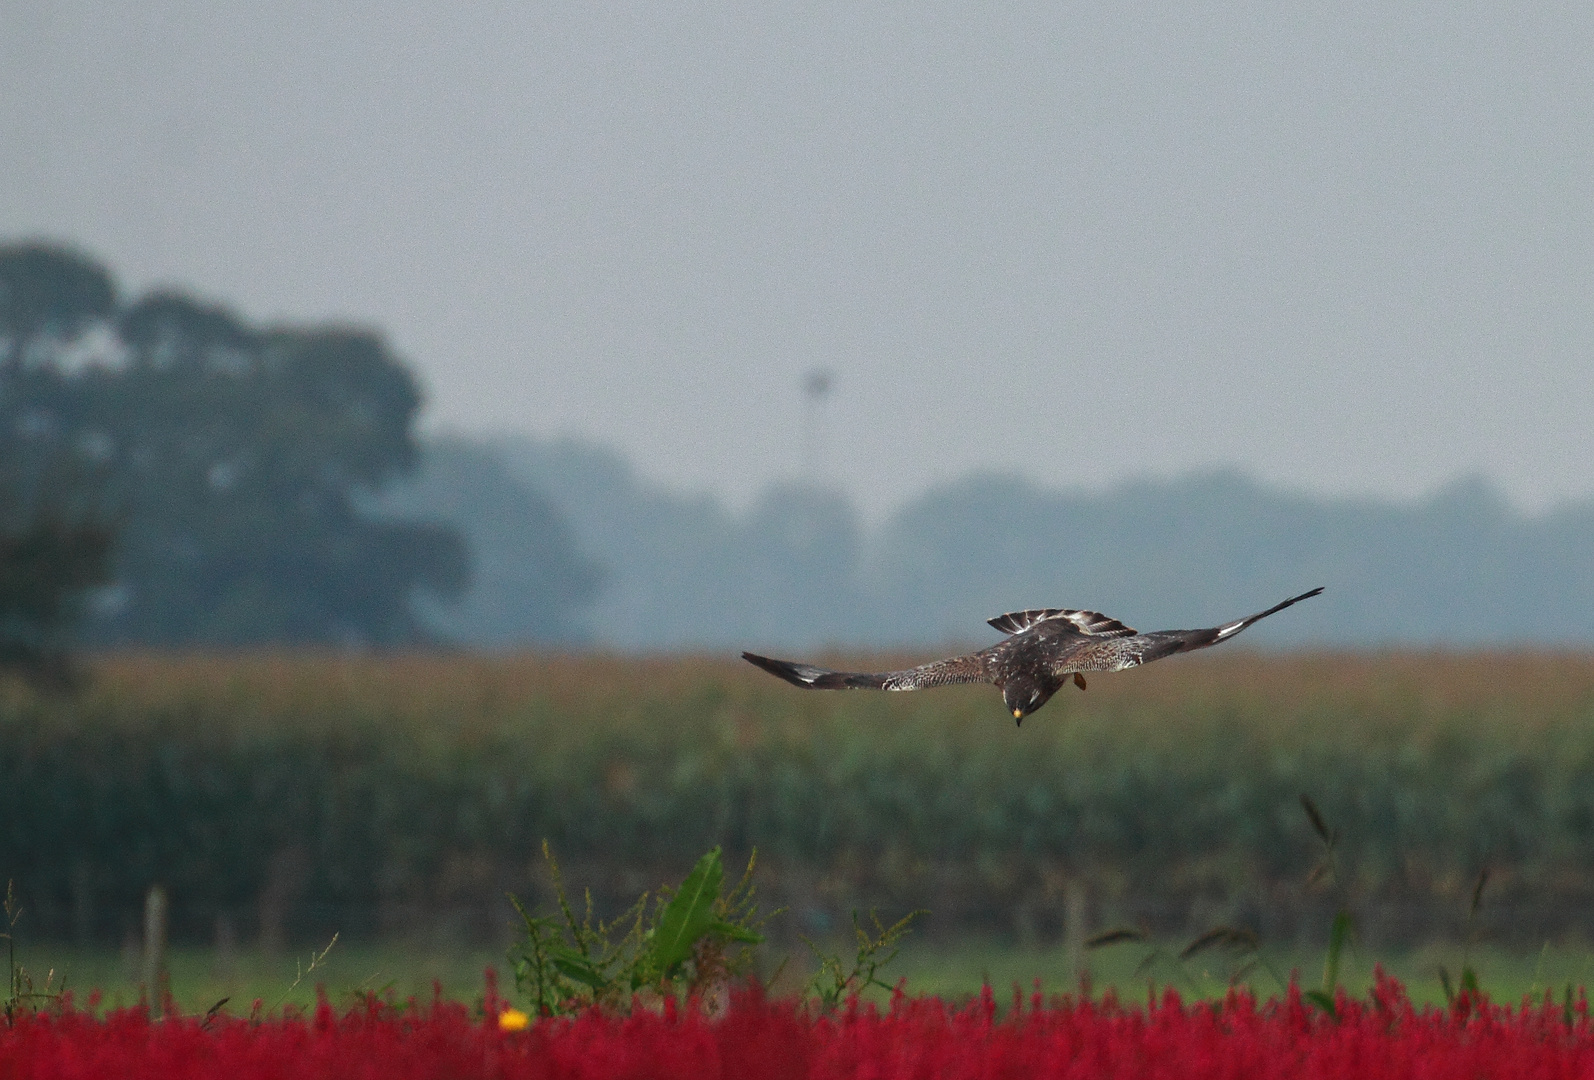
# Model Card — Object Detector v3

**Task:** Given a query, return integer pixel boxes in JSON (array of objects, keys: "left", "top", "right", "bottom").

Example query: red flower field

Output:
[{"left": 4, "top": 974, "right": 1593, "bottom": 1079}]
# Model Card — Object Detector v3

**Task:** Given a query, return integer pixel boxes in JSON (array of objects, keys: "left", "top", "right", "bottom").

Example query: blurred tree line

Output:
[
  {"left": 0, "top": 242, "right": 595, "bottom": 660},
  {"left": 385, "top": 436, "right": 1594, "bottom": 651},
  {"left": 11, "top": 240, "right": 1591, "bottom": 661}
]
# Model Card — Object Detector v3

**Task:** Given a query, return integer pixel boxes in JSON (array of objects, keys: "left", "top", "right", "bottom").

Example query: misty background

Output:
[
  {"left": 383, "top": 437, "right": 1594, "bottom": 651},
  {"left": 5, "top": 1, "right": 1593, "bottom": 653},
  {"left": 6, "top": 231, "right": 1592, "bottom": 658}
]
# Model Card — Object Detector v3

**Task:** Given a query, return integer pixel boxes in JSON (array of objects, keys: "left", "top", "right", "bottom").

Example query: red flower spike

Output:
[{"left": 10, "top": 977, "right": 1594, "bottom": 1078}]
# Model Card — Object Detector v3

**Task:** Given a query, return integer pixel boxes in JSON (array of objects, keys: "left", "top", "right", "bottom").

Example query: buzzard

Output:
[{"left": 742, "top": 587, "right": 1323, "bottom": 725}]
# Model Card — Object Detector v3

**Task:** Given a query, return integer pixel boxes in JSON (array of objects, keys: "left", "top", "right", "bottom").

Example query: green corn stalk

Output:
[{"left": 508, "top": 843, "right": 769, "bottom": 1016}]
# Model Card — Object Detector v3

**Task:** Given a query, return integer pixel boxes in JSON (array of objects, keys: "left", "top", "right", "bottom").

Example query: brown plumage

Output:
[{"left": 742, "top": 587, "right": 1323, "bottom": 725}]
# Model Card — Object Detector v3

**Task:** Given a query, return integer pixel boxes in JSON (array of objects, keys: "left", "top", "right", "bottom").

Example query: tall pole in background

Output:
[{"left": 802, "top": 368, "right": 834, "bottom": 484}]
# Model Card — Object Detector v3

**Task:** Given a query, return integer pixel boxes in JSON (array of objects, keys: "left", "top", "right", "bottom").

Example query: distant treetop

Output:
[{"left": 0, "top": 241, "right": 472, "bottom": 648}]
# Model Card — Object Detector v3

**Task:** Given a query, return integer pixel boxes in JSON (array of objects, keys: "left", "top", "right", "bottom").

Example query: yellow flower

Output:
[{"left": 498, "top": 1007, "right": 530, "bottom": 1032}]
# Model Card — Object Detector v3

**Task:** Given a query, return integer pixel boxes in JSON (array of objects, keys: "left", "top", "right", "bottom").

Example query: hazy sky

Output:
[{"left": 4, "top": 0, "right": 1592, "bottom": 518}]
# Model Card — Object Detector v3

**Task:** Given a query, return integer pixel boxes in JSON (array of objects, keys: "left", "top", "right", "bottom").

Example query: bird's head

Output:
[{"left": 1002, "top": 675, "right": 1057, "bottom": 726}]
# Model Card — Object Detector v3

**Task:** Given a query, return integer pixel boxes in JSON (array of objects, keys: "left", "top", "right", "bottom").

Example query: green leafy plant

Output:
[
  {"left": 805, "top": 908, "right": 926, "bottom": 1008},
  {"left": 1300, "top": 793, "right": 1354, "bottom": 1017},
  {"left": 1088, "top": 924, "right": 1287, "bottom": 997},
  {"left": 1177, "top": 925, "right": 1277, "bottom": 988},
  {"left": 1306, "top": 910, "right": 1352, "bottom": 1016},
  {"left": 1439, "top": 868, "right": 1489, "bottom": 1008},
  {"left": 1091, "top": 796, "right": 1358, "bottom": 1010},
  {"left": 508, "top": 843, "right": 768, "bottom": 1016},
  {"left": 3, "top": 880, "right": 61, "bottom": 1024},
  {"left": 266, "top": 933, "right": 339, "bottom": 1015}
]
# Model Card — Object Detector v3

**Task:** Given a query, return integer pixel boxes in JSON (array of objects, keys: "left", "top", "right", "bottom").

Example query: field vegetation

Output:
[
  {"left": 8, "top": 966, "right": 1594, "bottom": 1079},
  {"left": 16, "top": 936, "right": 1594, "bottom": 1018},
  {"left": 9, "top": 651, "right": 1594, "bottom": 1074},
  {"left": 3, "top": 649, "right": 1594, "bottom": 952}
]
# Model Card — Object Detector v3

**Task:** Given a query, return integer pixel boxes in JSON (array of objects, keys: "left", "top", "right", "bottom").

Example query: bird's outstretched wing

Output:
[
  {"left": 987, "top": 608, "right": 1137, "bottom": 637},
  {"left": 1055, "top": 587, "right": 1324, "bottom": 673},
  {"left": 741, "top": 651, "right": 990, "bottom": 691}
]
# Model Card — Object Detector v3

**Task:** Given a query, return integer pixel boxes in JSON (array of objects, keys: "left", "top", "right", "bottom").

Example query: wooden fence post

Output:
[
  {"left": 142, "top": 885, "right": 167, "bottom": 1015},
  {"left": 1063, "top": 878, "right": 1090, "bottom": 984}
]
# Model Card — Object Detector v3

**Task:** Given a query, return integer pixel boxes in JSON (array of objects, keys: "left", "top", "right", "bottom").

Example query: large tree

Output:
[
  {"left": 0, "top": 244, "right": 117, "bottom": 677},
  {"left": 0, "top": 243, "right": 471, "bottom": 647},
  {"left": 0, "top": 515, "right": 112, "bottom": 683}
]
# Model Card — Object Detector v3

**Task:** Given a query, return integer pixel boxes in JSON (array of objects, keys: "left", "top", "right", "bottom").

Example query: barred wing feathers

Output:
[
  {"left": 742, "top": 588, "right": 1323, "bottom": 722},
  {"left": 1053, "top": 587, "right": 1324, "bottom": 674},
  {"left": 987, "top": 608, "right": 1137, "bottom": 637},
  {"left": 741, "top": 651, "right": 989, "bottom": 692}
]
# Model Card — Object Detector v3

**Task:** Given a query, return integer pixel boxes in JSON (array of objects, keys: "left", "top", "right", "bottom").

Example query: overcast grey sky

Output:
[{"left": 4, "top": 0, "right": 1592, "bottom": 518}]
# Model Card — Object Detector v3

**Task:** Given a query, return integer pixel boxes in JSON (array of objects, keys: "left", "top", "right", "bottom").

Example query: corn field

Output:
[{"left": 3, "top": 650, "right": 1593, "bottom": 945}]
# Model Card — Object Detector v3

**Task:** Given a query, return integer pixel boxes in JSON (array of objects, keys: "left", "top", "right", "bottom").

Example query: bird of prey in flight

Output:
[{"left": 742, "top": 587, "right": 1323, "bottom": 725}]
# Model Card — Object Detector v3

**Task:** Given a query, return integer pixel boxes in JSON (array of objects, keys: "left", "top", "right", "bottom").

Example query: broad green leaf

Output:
[
  {"left": 647, "top": 847, "right": 724, "bottom": 975},
  {"left": 1321, "top": 910, "right": 1351, "bottom": 995},
  {"left": 551, "top": 954, "right": 608, "bottom": 990},
  {"left": 711, "top": 919, "right": 764, "bottom": 945}
]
